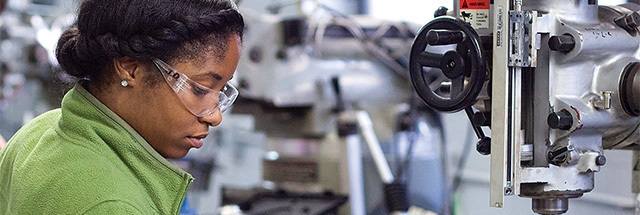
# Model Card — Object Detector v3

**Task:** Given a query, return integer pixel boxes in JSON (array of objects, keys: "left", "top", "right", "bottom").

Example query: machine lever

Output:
[{"left": 465, "top": 107, "right": 491, "bottom": 155}]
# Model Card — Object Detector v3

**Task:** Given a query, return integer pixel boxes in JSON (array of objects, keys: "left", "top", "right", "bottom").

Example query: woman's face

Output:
[{"left": 130, "top": 36, "right": 241, "bottom": 159}]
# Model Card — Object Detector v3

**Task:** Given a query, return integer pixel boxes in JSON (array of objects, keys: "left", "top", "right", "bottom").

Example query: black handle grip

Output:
[{"left": 427, "top": 29, "right": 465, "bottom": 45}]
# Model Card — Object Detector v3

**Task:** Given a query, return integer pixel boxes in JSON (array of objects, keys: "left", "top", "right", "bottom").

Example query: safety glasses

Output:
[{"left": 153, "top": 59, "right": 238, "bottom": 117}]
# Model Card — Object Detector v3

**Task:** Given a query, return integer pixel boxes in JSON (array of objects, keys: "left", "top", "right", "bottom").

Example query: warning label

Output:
[
  {"left": 460, "top": 0, "right": 490, "bottom": 29},
  {"left": 460, "top": 0, "right": 490, "bottom": 10}
]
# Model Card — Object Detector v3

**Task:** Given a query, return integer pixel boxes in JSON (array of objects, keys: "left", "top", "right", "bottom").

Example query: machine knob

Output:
[
  {"left": 476, "top": 137, "right": 491, "bottom": 155},
  {"left": 615, "top": 11, "right": 640, "bottom": 32},
  {"left": 549, "top": 35, "right": 575, "bottom": 53},
  {"left": 548, "top": 110, "right": 573, "bottom": 130},
  {"left": 434, "top": 6, "right": 448, "bottom": 18}
]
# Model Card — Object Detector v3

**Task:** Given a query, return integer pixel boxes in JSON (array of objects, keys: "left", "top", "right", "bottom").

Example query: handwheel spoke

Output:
[
  {"left": 418, "top": 51, "right": 443, "bottom": 68},
  {"left": 451, "top": 76, "right": 465, "bottom": 98}
]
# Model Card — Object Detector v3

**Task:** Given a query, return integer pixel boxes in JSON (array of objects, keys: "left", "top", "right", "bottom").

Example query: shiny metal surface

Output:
[
  {"left": 532, "top": 198, "right": 569, "bottom": 215},
  {"left": 490, "top": 0, "right": 640, "bottom": 213}
]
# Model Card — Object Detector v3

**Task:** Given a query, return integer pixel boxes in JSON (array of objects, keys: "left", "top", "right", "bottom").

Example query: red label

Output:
[{"left": 460, "top": 0, "right": 490, "bottom": 10}]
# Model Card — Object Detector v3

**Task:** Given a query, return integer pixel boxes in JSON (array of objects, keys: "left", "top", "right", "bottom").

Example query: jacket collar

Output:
[{"left": 61, "top": 85, "right": 192, "bottom": 179}]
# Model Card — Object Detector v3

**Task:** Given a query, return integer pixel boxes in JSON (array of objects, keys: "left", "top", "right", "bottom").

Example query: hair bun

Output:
[{"left": 55, "top": 25, "right": 86, "bottom": 78}]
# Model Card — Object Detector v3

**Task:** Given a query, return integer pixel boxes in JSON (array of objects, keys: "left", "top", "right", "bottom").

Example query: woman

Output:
[{"left": 0, "top": 0, "right": 244, "bottom": 214}]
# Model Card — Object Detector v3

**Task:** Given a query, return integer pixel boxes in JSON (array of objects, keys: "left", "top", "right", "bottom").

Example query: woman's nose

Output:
[{"left": 198, "top": 109, "right": 222, "bottom": 126}]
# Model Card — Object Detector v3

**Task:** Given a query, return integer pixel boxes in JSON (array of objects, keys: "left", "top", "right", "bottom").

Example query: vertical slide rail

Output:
[{"left": 490, "top": 0, "right": 512, "bottom": 208}]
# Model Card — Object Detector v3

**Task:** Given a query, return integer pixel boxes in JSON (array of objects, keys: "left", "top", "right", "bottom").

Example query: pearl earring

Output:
[{"left": 121, "top": 80, "right": 129, "bottom": 87}]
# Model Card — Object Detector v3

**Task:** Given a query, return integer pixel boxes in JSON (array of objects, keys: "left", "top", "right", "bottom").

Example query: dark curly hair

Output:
[{"left": 55, "top": 0, "right": 244, "bottom": 88}]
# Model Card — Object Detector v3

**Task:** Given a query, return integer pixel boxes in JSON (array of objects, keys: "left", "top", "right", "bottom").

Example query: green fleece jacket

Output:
[{"left": 0, "top": 85, "right": 193, "bottom": 214}]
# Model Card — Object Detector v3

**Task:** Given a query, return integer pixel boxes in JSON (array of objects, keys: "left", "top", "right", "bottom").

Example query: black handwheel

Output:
[{"left": 410, "top": 16, "right": 487, "bottom": 112}]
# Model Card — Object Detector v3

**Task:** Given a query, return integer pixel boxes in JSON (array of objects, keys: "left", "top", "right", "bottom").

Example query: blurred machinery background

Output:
[
  {"left": 0, "top": 0, "right": 76, "bottom": 139},
  {"left": 1, "top": 0, "right": 639, "bottom": 215}
]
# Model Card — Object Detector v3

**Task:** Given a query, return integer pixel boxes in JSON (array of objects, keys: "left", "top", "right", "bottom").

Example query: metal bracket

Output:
[
  {"left": 509, "top": 11, "right": 538, "bottom": 67},
  {"left": 576, "top": 152, "right": 601, "bottom": 173}
]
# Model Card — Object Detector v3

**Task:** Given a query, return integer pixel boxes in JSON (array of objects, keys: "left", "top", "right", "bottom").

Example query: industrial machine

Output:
[
  {"left": 206, "top": 2, "right": 448, "bottom": 215},
  {"left": 0, "top": 0, "right": 76, "bottom": 138},
  {"left": 0, "top": 0, "right": 448, "bottom": 214},
  {"left": 410, "top": 0, "right": 640, "bottom": 214}
]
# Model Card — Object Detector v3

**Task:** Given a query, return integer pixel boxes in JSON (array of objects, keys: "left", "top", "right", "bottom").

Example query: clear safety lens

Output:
[{"left": 153, "top": 59, "right": 238, "bottom": 117}]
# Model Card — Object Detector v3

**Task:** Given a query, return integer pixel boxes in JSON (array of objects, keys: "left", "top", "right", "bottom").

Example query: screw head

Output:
[{"left": 596, "top": 155, "right": 607, "bottom": 166}]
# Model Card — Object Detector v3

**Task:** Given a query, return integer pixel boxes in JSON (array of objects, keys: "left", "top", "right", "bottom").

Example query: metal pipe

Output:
[
  {"left": 356, "top": 111, "right": 395, "bottom": 184},
  {"left": 345, "top": 134, "right": 366, "bottom": 215}
]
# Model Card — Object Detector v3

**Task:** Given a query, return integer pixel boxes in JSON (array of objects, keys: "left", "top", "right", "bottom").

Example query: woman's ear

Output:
[{"left": 113, "top": 57, "right": 143, "bottom": 87}]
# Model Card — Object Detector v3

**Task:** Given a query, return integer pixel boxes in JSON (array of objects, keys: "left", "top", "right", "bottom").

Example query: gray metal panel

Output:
[{"left": 533, "top": 34, "right": 551, "bottom": 167}]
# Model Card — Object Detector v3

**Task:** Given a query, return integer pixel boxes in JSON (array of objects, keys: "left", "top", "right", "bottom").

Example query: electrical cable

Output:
[
  {"left": 304, "top": 2, "right": 413, "bottom": 80},
  {"left": 452, "top": 117, "right": 476, "bottom": 192},
  {"left": 435, "top": 111, "right": 451, "bottom": 215}
]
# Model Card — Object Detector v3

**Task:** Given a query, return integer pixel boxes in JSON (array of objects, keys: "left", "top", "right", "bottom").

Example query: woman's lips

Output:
[
  {"left": 187, "top": 133, "right": 208, "bottom": 149},
  {"left": 188, "top": 137, "right": 204, "bottom": 148}
]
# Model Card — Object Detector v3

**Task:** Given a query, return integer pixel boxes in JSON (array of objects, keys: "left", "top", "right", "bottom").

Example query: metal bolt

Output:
[
  {"left": 615, "top": 12, "right": 640, "bottom": 32},
  {"left": 596, "top": 155, "right": 607, "bottom": 166},
  {"left": 626, "top": 12, "right": 640, "bottom": 29},
  {"left": 549, "top": 35, "right": 576, "bottom": 53}
]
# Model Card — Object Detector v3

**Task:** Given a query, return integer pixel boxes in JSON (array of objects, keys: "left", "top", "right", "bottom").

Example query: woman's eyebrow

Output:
[{"left": 192, "top": 71, "right": 222, "bottom": 81}]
